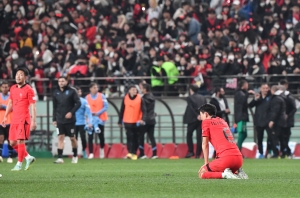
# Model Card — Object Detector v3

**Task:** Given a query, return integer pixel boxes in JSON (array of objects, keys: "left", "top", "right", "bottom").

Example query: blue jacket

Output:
[
  {"left": 75, "top": 97, "right": 93, "bottom": 126},
  {"left": 188, "top": 18, "right": 201, "bottom": 44}
]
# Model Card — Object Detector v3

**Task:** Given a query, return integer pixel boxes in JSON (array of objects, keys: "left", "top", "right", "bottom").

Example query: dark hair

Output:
[
  {"left": 214, "top": 87, "right": 221, "bottom": 94},
  {"left": 89, "top": 82, "right": 98, "bottom": 88},
  {"left": 16, "top": 67, "right": 29, "bottom": 76},
  {"left": 75, "top": 86, "right": 81, "bottom": 91},
  {"left": 198, "top": 104, "right": 217, "bottom": 117},
  {"left": 58, "top": 76, "right": 68, "bottom": 81},
  {"left": 142, "top": 83, "right": 151, "bottom": 92},
  {"left": 238, "top": 80, "right": 248, "bottom": 89},
  {"left": 260, "top": 83, "right": 268, "bottom": 87},
  {"left": 189, "top": 84, "right": 199, "bottom": 93},
  {"left": 128, "top": 85, "right": 136, "bottom": 91},
  {"left": 279, "top": 79, "right": 288, "bottom": 85},
  {"left": 1, "top": 80, "right": 9, "bottom": 86}
]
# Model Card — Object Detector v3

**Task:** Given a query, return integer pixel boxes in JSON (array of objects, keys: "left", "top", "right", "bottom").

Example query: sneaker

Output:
[
  {"left": 237, "top": 168, "right": 249, "bottom": 179},
  {"left": 54, "top": 158, "right": 64, "bottom": 164},
  {"left": 82, "top": 151, "right": 87, "bottom": 159},
  {"left": 185, "top": 152, "right": 194, "bottom": 158},
  {"left": 71, "top": 157, "right": 78, "bottom": 164},
  {"left": 0, "top": 156, "right": 3, "bottom": 162},
  {"left": 7, "top": 157, "right": 13, "bottom": 163},
  {"left": 131, "top": 154, "right": 138, "bottom": 160},
  {"left": 151, "top": 155, "right": 158, "bottom": 159},
  {"left": 222, "top": 168, "right": 240, "bottom": 179},
  {"left": 100, "top": 148, "right": 105, "bottom": 159},
  {"left": 88, "top": 153, "right": 94, "bottom": 159},
  {"left": 258, "top": 154, "right": 264, "bottom": 159},
  {"left": 139, "top": 155, "right": 148, "bottom": 159},
  {"left": 271, "top": 155, "right": 280, "bottom": 159},
  {"left": 11, "top": 164, "right": 22, "bottom": 171},
  {"left": 126, "top": 153, "right": 132, "bottom": 159},
  {"left": 24, "top": 156, "right": 36, "bottom": 170}
]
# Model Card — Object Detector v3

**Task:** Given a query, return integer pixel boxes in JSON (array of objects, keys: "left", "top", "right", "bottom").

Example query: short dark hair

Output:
[
  {"left": 58, "top": 76, "right": 68, "bottom": 81},
  {"left": 198, "top": 104, "right": 217, "bottom": 117},
  {"left": 1, "top": 80, "right": 9, "bottom": 86},
  {"left": 279, "top": 79, "right": 288, "bottom": 85},
  {"left": 142, "top": 83, "right": 151, "bottom": 92},
  {"left": 214, "top": 87, "right": 222, "bottom": 94},
  {"left": 128, "top": 85, "right": 136, "bottom": 91},
  {"left": 189, "top": 84, "right": 199, "bottom": 93},
  {"left": 89, "top": 82, "right": 98, "bottom": 88},
  {"left": 238, "top": 79, "right": 248, "bottom": 89},
  {"left": 16, "top": 67, "right": 29, "bottom": 76}
]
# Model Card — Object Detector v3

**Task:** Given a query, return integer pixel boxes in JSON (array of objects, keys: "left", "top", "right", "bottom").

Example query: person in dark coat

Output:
[
  {"left": 138, "top": 83, "right": 158, "bottom": 159},
  {"left": 279, "top": 80, "right": 297, "bottom": 158},
  {"left": 183, "top": 85, "right": 207, "bottom": 158},
  {"left": 234, "top": 80, "right": 254, "bottom": 151},
  {"left": 248, "top": 83, "right": 272, "bottom": 158},
  {"left": 268, "top": 85, "right": 287, "bottom": 158},
  {"left": 209, "top": 87, "right": 230, "bottom": 125}
]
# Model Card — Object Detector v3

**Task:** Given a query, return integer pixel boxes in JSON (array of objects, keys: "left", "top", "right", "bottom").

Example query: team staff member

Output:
[
  {"left": 118, "top": 85, "right": 146, "bottom": 160},
  {"left": 75, "top": 86, "right": 93, "bottom": 159},
  {"left": 268, "top": 85, "right": 286, "bottom": 158},
  {"left": 85, "top": 83, "right": 108, "bottom": 159},
  {"left": 1, "top": 67, "right": 36, "bottom": 171},
  {"left": 0, "top": 81, "right": 14, "bottom": 163},
  {"left": 138, "top": 83, "right": 157, "bottom": 159},
  {"left": 52, "top": 76, "right": 81, "bottom": 164},
  {"left": 248, "top": 83, "right": 272, "bottom": 159},
  {"left": 183, "top": 85, "right": 206, "bottom": 158}
]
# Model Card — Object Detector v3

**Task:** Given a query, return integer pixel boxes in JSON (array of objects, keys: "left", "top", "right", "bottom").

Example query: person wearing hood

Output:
[
  {"left": 138, "top": 83, "right": 157, "bottom": 159},
  {"left": 268, "top": 85, "right": 287, "bottom": 158},
  {"left": 209, "top": 87, "right": 230, "bottom": 125},
  {"left": 183, "top": 85, "right": 206, "bottom": 158},
  {"left": 279, "top": 80, "right": 297, "bottom": 158}
]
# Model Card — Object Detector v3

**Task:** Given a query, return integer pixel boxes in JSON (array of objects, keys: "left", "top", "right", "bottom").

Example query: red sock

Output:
[
  {"left": 13, "top": 145, "right": 28, "bottom": 156},
  {"left": 18, "top": 144, "right": 26, "bottom": 163},
  {"left": 201, "top": 172, "right": 223, "bottom": 179}
]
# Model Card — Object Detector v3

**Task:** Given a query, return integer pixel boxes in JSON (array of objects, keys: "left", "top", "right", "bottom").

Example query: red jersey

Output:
[
  {"left": 9, "top": 84, "right": 36, "bottom": 124},
  {"left": 202, "top": 117, "right": 241, "bottom": 157}
]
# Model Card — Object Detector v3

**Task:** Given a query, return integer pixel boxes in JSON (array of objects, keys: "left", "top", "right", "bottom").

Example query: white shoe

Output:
[
  {"left": 100, "top": 149, "right": 104, "bottom": 159},
  {"left": 88, "top": 153, "right": 94, "bottom": 159},
  {"left": 222, "top": 168, "right": 240, "bottom": 179},
  {"left": 139, "top": 155, "right": 148, "bottom": 159},
  {"left": 71, "top": 157, "right": 78, "bottom": 164},
  {"left": 54, "top": 158, "right": 64, "bottom": 164},
  {"left": 151, "top": 155, "right": 158, "bottom": 159},
  {"left": 237, "top": 168, "right": 249, "bottom": 179},
  {"left": 0, "top": 156, "right": 3, "bottom": 162},
  {"left": 7, "top": 157, "right": 13, "bottom": 163}
]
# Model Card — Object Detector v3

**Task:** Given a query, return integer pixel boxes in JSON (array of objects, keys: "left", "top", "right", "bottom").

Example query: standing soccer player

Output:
[
  {"left": 53, "top": 77, "right": 81, "bottom": 164},
  {"left": 74, "top": 86, "right": 93, "bottom": 159},
  {"left": 197, "top": 104, "right": 248, "bottom": 179},
  {"left": 1, "top": 67, "right": 37, "bottom": 171}
]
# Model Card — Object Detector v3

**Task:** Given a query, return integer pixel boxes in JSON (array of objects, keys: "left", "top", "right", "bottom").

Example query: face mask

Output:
[
  {"left": 287, "top": 57, "right": 294, "bottom": 62},
  {"left": 12, "top": 52, "right": 18, "bottom": 60},
  {"left": 174, "top": 44, "right": 181, "bottom": 50},
  {"left": 260, "top": 2, "right": 265, "bottom": 6},
  {"left": 104, "top": 49, "right": 109, "bottom": 55},
  {"left": 112, "top": 62, "right": 116, "bottom": 66},
  {"left": 153, "top": 61, "right": 158, "bottom": 65},
  {"left": 248, "top": 54, "right": 254, "bottom": 58},
  {"left": 151, "top": 22, "right": 157, "bottom": 27},
  {"left": 237, "top": 58, "right": 242, "bottom": 63},
  {"left": 258, "top": 26, "right": 263, "bottom": 32},
  {"left": 191, "top": 60, "right": 197, "bottom": 65},
  {"left": 286, "top": 24, "right": 292, "bottom": 29},
  {"left": 50, "top": 67, "right": 56, "bottom": 73},
  {"left": 159, "top": 43, "right": 164, "bottom": 49},
  {"left": 228, "top": 55, "right": 234, "bottom": 60},
  {"left": 215, "top": 52, "right": 222, "bottom": 57},
  {"left": 261, "top": 46, "right": 268, "bottom": 52},
  {"left": 255, "top": 57, "right": 260, "bottom": 63},
  {"left": 274, "top": 23, "right": 280, "bottom": 29},
  {"left": 175, "top": 57, "right": 180, "bottom": 62},
  {"left": 282, "top": 59, "right": 286, "bottom": 66},
  {"left": 38, "top": 2, "right": 43, "bottom": 7}
]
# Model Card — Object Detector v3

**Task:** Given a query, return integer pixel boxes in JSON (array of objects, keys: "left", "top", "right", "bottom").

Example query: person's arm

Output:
[
  {"left": 287, "top": 95, "right": 297, "bottom": 120},
  {"left": 52, "top": 92, "right": 57, "bottom": 122},
  {"left": 269, "top": 97, "right": 281, "bottom": 128},
  {"left": 1, "top": 99, "right": 12, "bottom": 126},
  {"left": 70, "top": 89, "right": 81, "bottom": 115},
  {"left": 28, "top": 87, "right": 37, "bottom": 130},
  {"left": 95, "top": 94, "right": 108, "bottom": 116},
  {"left": 202, "top": 137, "right": 209, "bottom": 165},
  {"left": 84, "top": 101, "right": 93, "bottom": 126},
  {"left": 118, "top": 98, "right": 125, "bottom": 125},
  {"left": 140, "top": 97, "right": 147, "bottom": 122}
]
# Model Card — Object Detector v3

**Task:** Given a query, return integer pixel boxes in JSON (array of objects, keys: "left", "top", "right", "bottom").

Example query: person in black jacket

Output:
[
  {"left": 248, "top": 83, "right": 272, "bottom": 158},
  {"left": 279, "top": 80, "right": 297, "bottom": 158},
  {"left": 138, "top": 83, "right": 157, "bottom": 159},
  {"left": 234, "top": 80, "right": 255, "bottom": 151},
  {"left": 268, "top": 85, "right": 287, "bottom": 158},
  {"left": 209, "top": 87, "right": 230, "bottom": 125},
  {"left": 183, "top": 85, "right": 207, "bottom": 158},
  {"left": 118, "top": 85, "right": 146, "bottom": 160},
  {"left": 52, "top": 76, "right": 81, "bottom": 164}
]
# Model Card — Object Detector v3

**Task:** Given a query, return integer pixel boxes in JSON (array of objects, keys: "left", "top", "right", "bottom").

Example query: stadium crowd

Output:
[{"left": 0, "top": 0, "right": 300, "bottom": 99}]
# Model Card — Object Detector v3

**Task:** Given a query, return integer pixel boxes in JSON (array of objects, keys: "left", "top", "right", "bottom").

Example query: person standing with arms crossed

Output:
[
  {"left": 53, "top": 76, "right": 81, "bottom": 164},
  {"left": 0, "top": 81, "right": 14, "bottom": 163},
  {"left": 119, "top": 85, "right": 146, "bottom": 160},
  {"left": 138, "top": 83, "right": 157, "bottom": 159},
  {"left": 85, "top": 83, "right": 108, "bottom": 159},
  {"left": 1, "top": 67, "right": 37, "bottom": 171},
  {"left": 74, "top": 86, "right": 93, "bottom": 159}
]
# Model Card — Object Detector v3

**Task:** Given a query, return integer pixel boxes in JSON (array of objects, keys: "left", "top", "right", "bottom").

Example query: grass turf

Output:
[{"left": 0, "top": 158, "right": 299, "bottom": 198}]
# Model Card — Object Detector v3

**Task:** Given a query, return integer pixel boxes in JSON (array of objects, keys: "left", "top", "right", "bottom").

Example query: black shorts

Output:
[
  {"left": 0, "top": 125, "right": 10, "bottom": 139},
  {"left": 57, "top": 122, "right": 75, "bottom": 137}
]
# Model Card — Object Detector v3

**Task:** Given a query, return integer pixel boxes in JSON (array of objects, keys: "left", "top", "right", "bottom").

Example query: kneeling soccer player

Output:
[{"left": 197, "top": 104, "right": 248, "bottom": 179}]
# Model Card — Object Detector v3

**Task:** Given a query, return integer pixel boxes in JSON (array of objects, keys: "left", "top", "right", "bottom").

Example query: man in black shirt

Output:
[{"left": 52, "top": 77, "right": 81, "bottom": 164}]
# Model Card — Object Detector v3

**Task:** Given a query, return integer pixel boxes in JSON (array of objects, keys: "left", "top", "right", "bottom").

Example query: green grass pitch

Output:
[{"left": 0, "top": 159, "right": 299, "bottom": 198}]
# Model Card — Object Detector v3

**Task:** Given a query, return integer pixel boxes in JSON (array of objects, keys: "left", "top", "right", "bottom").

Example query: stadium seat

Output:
[
  {"left": 160, "top": 143, "right": 176, "bottom": 158},
  {"left": 156, "top": 143, "right": 163, "bottom": 158},
  {"left": 121, "top": 145, "right": 130, "bottom": 158},
  {"left": 176, "top": 143, "right": 188, "bottom": 158},
  {"left": 104, "top": 144, "right": 110, "bottom": 158},
  {"left": 107, "top": 143, "right": 124, "bottom": 158},
  {"left": 294, "top": 144, "right": 300, "bottom": 158},
  {"left": 241, "top": 143, "right": 257, "bottom": 158},
  {"left": 93, "top": 144, "right": 100, "bottom": 158}
]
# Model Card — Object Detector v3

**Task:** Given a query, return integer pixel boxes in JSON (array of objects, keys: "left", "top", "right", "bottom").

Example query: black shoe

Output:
[
  {"left": 185, "top": 152, "right": 194, "bottom": 158},
  {"left": 271, "top": 155, "right": 280, "bottom": 159},
  {"left": 195, "top": 155, "right": 200, "bottom": 159}
]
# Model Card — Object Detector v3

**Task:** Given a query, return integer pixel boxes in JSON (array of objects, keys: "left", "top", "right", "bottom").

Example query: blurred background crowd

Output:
[{"left": 0, "top": 0, "right": 300, "bottom": 99}]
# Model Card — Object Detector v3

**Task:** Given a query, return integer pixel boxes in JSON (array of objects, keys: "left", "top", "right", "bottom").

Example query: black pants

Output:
[
  {"left": 74, "top": 125, "right": 87, "bottom": 151},
  {"left": 270, "top": 125, "right": 283, "bottom": 156},
  {"left": 125, "top": 126, "right": 140, "bottom": 154},
  {"left": 88, "top": 124, "right": 105, "bottom": 154},
  {"left": 139, "top": 124, "right": 157, "bottom": 155},
  {"left": 186, "top": 121, "right": 202, "bottom": 156},
  {"left": 256, "top": 126, "right": 272, "bottom": 155},
  {"left": 280, "top": 127, "right": 292, "bottom": 156}
]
